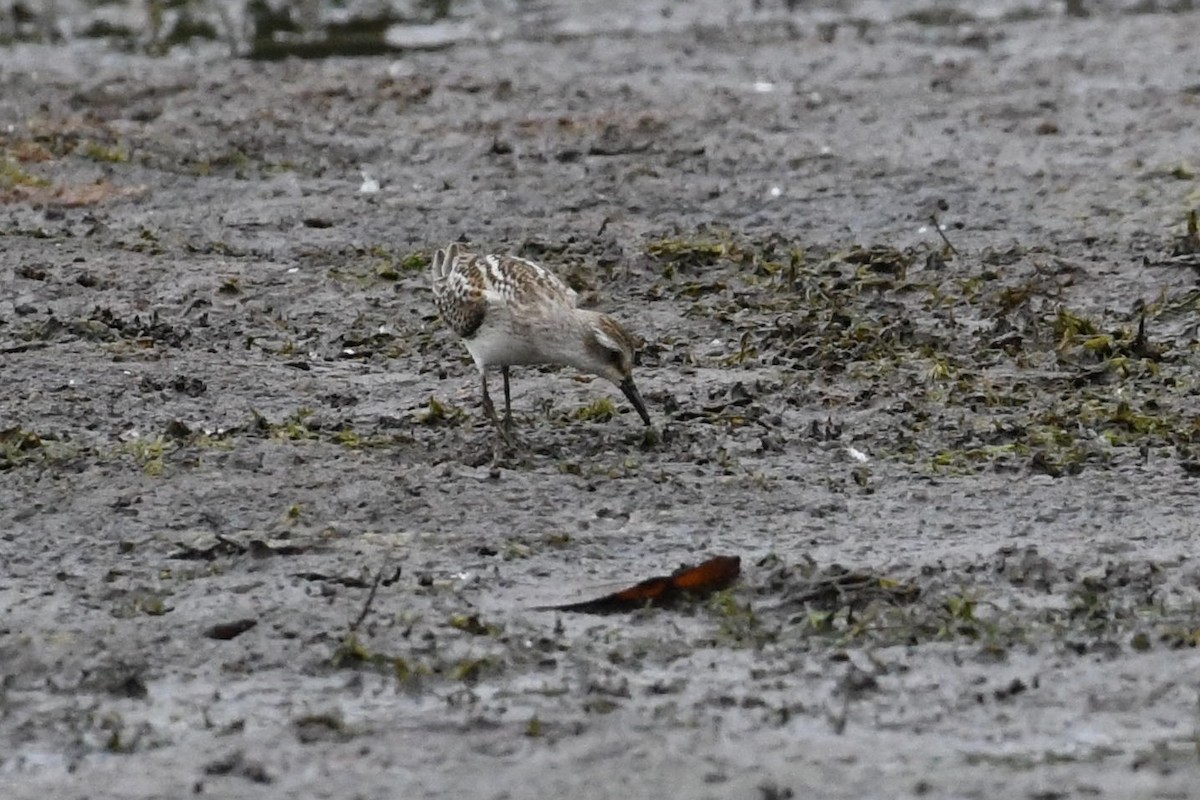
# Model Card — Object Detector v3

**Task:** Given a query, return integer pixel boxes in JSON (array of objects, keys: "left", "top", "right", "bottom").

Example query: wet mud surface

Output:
[{"left": 3, "top": 1, "right": 1200, "bottom": 797}]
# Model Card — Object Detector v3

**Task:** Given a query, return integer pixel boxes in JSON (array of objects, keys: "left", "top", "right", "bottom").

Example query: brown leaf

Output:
[{"left": 535, "top": 555, "right": 741, "bottom": 614}]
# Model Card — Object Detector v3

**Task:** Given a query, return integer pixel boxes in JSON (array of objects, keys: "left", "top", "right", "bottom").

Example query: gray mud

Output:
[{"left": 3, "top": 1, "right": 1200, "bottom": 798}]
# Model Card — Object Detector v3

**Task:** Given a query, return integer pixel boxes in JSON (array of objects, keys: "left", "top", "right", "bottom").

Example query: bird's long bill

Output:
[{"left": 619, "top": 377, "right": 652, "bottom": 426}]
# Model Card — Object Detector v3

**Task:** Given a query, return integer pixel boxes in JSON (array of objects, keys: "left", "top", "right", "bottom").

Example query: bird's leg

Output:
[
  {"left": 479, "top": 370, "right": 500, "bottom": 428},
  {"left": 501, "top": 366, "right": 513, "bottom": 432},
  {"left": 481, "top": 370, "right": 515, "bottom": 447}
]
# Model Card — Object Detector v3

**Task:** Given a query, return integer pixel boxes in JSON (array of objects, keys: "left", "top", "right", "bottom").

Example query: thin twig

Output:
[
  {"left": 930, "top": 212, "right": 959, "bottom": 256},
  {"left": 350, "top": 566, "right": 386, "bottom": 632}
]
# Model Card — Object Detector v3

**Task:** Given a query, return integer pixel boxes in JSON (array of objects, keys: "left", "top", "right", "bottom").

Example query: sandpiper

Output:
[{"left": 430, "top": 243, "right": 651, "bottom": 442}]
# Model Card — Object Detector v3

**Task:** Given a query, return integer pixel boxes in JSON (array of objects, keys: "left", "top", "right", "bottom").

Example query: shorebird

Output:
[{"left": 430, "top": 243, "right": 651, "bottom": 442}]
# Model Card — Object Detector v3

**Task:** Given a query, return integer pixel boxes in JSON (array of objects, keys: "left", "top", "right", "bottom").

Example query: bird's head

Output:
[{"left": 581, "top": 313, "right": 652, "bottom": 426}]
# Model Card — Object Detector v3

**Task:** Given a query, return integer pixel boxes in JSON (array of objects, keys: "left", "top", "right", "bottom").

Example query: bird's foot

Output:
[
  {"left": 482, "top": 398, "right": 517, "bottom": 451},
  {"left": 494, "top": 425, "right": 517, "bottom": 452}
]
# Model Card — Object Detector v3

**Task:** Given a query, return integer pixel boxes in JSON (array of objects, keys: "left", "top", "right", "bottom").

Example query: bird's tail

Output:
[{"left": 430, "top": 242, "right": 462, "bottom": 288}]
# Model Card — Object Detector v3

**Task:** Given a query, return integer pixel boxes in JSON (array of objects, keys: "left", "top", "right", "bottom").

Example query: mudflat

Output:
[{"left": 2, "top": 1, "right": 1200, "bottom": 798}]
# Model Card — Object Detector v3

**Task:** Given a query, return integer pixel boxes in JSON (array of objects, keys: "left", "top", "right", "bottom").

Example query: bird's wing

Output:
[
  {"left": 431, "top": 246, "right": 578, "bottom": 337},
  {"left": 478, "top": 254, "right": 578, "bottom": 310}
]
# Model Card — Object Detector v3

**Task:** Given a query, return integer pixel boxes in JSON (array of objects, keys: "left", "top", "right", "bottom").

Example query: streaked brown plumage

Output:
[{"left": 430, "top": 243, "right": 651, "bottom": 441}]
